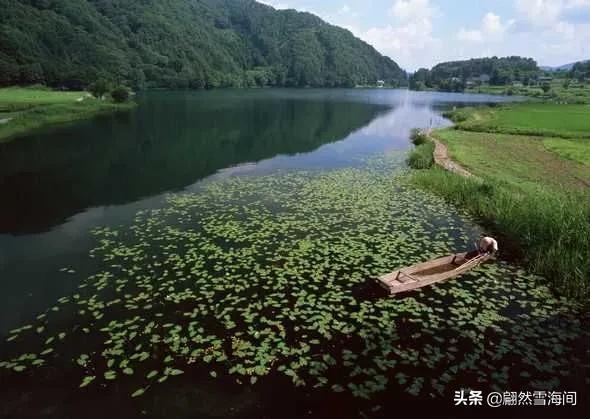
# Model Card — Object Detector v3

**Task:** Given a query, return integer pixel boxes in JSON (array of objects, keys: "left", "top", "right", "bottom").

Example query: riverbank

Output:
[
  {"left": 409, "top": 103, "right": 590, "bottom": 301},
  {"left": 465, "top": 80, "right": 590, "bottom": 104},
  {"left": 0, "top": 87, "right": 135, "bottom": 142}
]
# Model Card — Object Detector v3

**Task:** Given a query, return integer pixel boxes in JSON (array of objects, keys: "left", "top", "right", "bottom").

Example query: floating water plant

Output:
[{"left": 1, "top": 152, "right": 587, "bottom": 402}]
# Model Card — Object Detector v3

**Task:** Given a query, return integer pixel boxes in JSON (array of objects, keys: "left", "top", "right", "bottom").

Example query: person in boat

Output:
[{"left": 477, "top": 235, "right": 498, "bottom": 255}]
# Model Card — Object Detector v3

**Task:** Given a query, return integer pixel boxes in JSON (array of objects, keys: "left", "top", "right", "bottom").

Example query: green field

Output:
[
  {"left": 436, "top": 129, "right": 589, "bottom": 190},
  {"left": 0, "top": 87, "right": 86, "bottom": 109},
  {"left": 446, "top": 103, "right": 590, "bottom": 138},
  {"left": 412, "top": 103, "right": 590, "bottom": 300},
  {"left": 0, "top": 87, "right": 134, "bottom": 142},
  {"left": 543, "top": 137, "right": 590, "bottom": 165},
  {"left": 466, "top": 79, "right": 590, "bottom": 104}
]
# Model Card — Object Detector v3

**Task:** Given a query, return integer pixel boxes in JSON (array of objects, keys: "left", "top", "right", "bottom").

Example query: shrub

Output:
[
  {"left": 442, "top": 108, "right": 468, "bottom": 123},
  {"left": 407, "top": 141, "right": 434, "bottom": 169},
  {"left": 110, "top": 85, "right": 130, "bottom": 103},
  {"left": 88, "top": 79, "right": 110, "bottom": 99},
  {"left": 410, "top": 128, "right": 428, "bottom": 145}
]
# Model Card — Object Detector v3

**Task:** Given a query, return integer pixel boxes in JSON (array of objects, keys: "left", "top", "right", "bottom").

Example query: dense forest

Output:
[
  {"left": 569, "top": 61, "right": 590, "bottom": 81},
  {"left": 0, "top": 0, "right": 407, "bottom": 89},
  {"left": 410, "top": 56, "right": 539, "bottom": 91}
]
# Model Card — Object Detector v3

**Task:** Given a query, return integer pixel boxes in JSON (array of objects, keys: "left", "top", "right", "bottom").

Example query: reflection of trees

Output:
[{"left": 0, "top": 92, "right": 386, "bottom": 234}]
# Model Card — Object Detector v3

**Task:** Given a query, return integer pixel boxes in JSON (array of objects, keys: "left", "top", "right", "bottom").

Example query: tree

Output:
[
  {"left": 541, "top": 82, "right": 551, "bottom": 93},
  {"left": 0, "top": 0, "right": 406, "bottom": 89},
  {"left": 88, "top": 79, "right": 110, "bottom": 99},
  {"left": 110, "top": 85, "right": 130, "bottom": 103}
]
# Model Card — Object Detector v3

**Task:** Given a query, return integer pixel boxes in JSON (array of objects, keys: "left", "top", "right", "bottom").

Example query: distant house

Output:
[
  {"left": 539, "top": 76, "right": 553, "bottom": 82},
  {"left": 376, "top": 80, "right": 385, "bottom": 88},
  {"left": 466, "top": 80, "right": 476, "bottom": 88}
]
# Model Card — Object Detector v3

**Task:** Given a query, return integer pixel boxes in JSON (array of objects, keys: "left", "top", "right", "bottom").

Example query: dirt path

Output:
[{"left": 425, "top": 130, "right": 476, "bottom": 178}]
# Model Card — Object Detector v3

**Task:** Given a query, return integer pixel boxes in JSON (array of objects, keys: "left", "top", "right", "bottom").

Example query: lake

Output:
[{"left": 0, "top": 89, "right": 586, "bottom": 418}]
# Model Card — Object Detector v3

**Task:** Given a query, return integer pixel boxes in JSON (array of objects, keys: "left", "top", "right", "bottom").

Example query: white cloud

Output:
[
  {"left": 516, "top": 0, "right": 563, "bottom": 26},
  {"left": 346, "top": 0, "right": 441, "bottom": 70},
  {"left": 337, "top": 4, "right": 358, "bottom": 17},
  {"left": 554, "top": 21, "right": 576, "bottom": 38},
  {"left": 457, "top": 28, "right": 483, "bottom": 42},
  {"left": 256, "top": 1, "right": 589, "bottom": 70},
  {"left": 515, "top": 0, "right": 590, "bottom": 26},
  {"left": 457, "top": 12, "right": 508, "bottom": 43},
  {"left": 389, "top": 0, "right": 437, "bottom": 21},
  {"left": 482, "top": 12, "right": 505, "bottom": 35}
]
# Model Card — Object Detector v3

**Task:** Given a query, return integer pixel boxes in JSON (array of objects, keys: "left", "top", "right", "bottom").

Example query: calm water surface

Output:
[
  {"left": 7, "top": 90, "right": 582, "bottom": 419},
  {"left": 0, "top": 89, "right": 513, "bottom": 335}
]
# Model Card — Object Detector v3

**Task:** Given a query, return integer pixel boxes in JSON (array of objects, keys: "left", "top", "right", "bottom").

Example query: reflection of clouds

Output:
[
  {"left": 205, "top": 90, "right": 517, "bottom": 175},
  {"left": 226, "top": 99, "right": 451, "bottom": 173},
  {"left": 215, "top": 163, "right": 258, "bottom": 177},
  {"left": 357, "top": 102, "right": 451, "bottom": 138}
]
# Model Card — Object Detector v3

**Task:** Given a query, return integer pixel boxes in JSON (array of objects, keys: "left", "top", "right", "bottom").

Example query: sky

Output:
[{"left": 257, "top": 0, "right": 590, "bottom": 71}]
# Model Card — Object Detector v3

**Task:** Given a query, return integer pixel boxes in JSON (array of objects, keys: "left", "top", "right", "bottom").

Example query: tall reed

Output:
[{"left": 411, "top": 169, "right": 590, "bottom": 300}]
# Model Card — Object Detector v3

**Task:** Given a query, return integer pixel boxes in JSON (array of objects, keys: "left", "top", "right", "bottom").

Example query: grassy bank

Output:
[
  {"left": 0, "top": 87, "right": 134, "bottom": 142},
  {"left": 466, "top": 79, "right": 590, "bottom": 104},
  {"left": 407, "top": 128, "right": 434, "bottom": 169},
  {"left": 411, "top": 104, "right": 590, "bottom": 300},
  {"left": 444, "top": 103, "right": 590, "bottom": 138}
]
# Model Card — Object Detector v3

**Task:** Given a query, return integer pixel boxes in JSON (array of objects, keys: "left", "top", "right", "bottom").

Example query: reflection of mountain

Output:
[{"left": 0, "top": 91, "right": 387, "bottom": 234}]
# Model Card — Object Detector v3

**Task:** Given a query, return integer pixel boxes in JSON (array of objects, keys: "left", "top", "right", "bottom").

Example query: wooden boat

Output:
[{"left": 377, "top": 251, "right": 491, "bottom": 295}]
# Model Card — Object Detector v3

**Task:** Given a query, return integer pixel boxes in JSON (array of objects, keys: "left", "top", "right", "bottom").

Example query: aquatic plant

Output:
[
  {"left": 1, "top": 153, "right": 587, "bottom": 403},
  {"left": 411, "top": 168, "right": 590, "bottom": 300}
]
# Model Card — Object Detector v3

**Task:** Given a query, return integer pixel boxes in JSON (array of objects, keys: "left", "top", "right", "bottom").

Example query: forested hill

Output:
[
  {"left": 410, "top": 56, "right": 539, "bottom": 91},
  {"left": 0, "top": 0, "right": 406, "bottom": 89}
]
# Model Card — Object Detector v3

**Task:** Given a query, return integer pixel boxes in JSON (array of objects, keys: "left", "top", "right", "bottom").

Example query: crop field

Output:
[
  {"left": 448, "top": 103, "right": 590, "bottom": 138},
  {"left": 413, "top": 102, "right": 590, "bottom": 301},
  {"left": 466, "top": 80, "right": 590, "bottom": 104},
  {"left": 435, "top": 129, "right": 590, "bottom": 190}
]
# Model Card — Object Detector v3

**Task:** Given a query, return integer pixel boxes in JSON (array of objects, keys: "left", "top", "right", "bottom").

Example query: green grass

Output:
[
  {"left": 543, "top": 138, "right": 590, "bottom": 165},
  {"left": 0, "top": 86, "right": 85, "bottom": 111},
  {"left": 446, "top": 103, "right": 590, "bottom": 138},
  {"left": 412, "top": 169, "right": 590, "bottom": 300},
  {"left": 0, "top": 87, "right": 134, "bottom": 142},
  {"left": 407, "top": 141, "right": 434, "bottom": 169},
  {"left": 409, "top": 128, "right": 428, "bottom": 145},
  {"left": 466, "top": 80, "right": 590, "bottom": 104},
  {"left": 435, "top": 129, "right": 590, "bottom": 190},
  {"left": 412, "top": 103, "right": 590, "bottom": 300}
]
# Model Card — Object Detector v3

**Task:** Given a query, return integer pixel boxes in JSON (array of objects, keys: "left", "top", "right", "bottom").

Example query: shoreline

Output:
[
  {"left": 0, "top": 88, "right": 136, "bottom": 143},
  {"left": 408, "top": 103, "right": 590, "bottom": 302}
]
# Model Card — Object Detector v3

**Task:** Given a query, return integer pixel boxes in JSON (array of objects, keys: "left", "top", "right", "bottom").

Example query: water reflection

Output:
[
  {"left": 0, "top": 93, "right": 386, "bottom": 234},
  {"left": 0, "top": 89, "right": 517, "bottom": 335}
]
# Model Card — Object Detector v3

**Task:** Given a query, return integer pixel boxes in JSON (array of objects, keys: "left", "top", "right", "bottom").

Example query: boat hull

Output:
[{"left": 377, "top": 252, "right": 491, "bottom": 295}]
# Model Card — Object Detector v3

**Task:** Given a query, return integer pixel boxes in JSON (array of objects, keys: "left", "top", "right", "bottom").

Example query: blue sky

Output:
[{"left": 258, "top": 0, "right": 590, "bottom": 71}]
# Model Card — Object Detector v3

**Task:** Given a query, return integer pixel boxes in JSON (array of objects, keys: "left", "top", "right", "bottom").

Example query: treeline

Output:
[
  {"left": 0, "top": 0, "right": 406, "bottom": 89},
  {"left": 569, "top": 61, "right": 590, "bottom": 81},
  {"left": 410, "top": 56, "right": 539, "bottom": 91}
]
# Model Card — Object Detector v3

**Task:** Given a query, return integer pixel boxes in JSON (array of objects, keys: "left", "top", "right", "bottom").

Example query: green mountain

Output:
[
  {"left": 410, "top": 56, "right": 539, "bottom": 91},
  {"left": 0, "top": 0, "right": 406, "bottom": 89}
]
